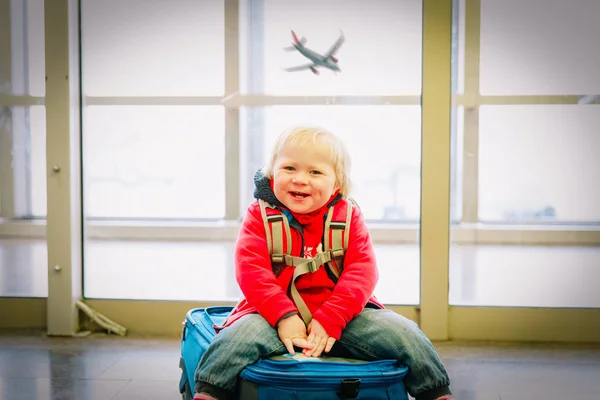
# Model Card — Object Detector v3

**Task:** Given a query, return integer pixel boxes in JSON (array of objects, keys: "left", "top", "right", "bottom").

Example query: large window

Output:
[
  {"left": 238, "top": 0, "right": 424, "bottom": 305},
  {"left": 449, "top": 0, "right": 600, "bottom": 308},
  {"left": 78, "top": 0, "right": 424, "bottom": 305},
  {"left": 242, "top": 105, "right": 422, "bottom": 221},
  {"left": 3, "top": 0, "right": 598, "bottom": 310},
  {"left": 479, "top": 0, "right": 600, "bottom": 97},
  {"left": 239, "top": 0, "right": 424, "bottom": 225},
  {"left": 83, "top": 106, "right": 225, "bottom": 219},
  {"left": 478, "top": 105, "right": 600, "bottom": 223},
  {"left": 0, "top": 0, "right": 47, "bottom": 298},
  {"left": 80, "top": 0, "right": 231, "bottom": 300},
  {"left": 0, "top": 0, "right": 46, "bottom": 220},
  {"left": 81, "top": 0, "right": 226, "bottom": 221},
  {"left": 240, "top": 0, "right": 422, "bottom": 96},
  {"left": 82, "top": 0, "right": 224, "bottom": 97}
]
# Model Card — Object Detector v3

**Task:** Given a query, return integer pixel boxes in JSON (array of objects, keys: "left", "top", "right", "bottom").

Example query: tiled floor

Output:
[
  {"left": 1, "top": 331, "right": 600, "bottom": 400},
  {"left": 2, "top": 238, "right": 600, "bottom": 307}
]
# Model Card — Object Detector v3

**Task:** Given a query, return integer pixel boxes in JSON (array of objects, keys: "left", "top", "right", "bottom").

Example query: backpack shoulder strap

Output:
[
  {"left": 258, "top": 199, "right": 292, "bottom": 262},
  {"left": 324, "top": 199, "right": 353, "bottom": 252},
  {"left": 323, "top": 198, "right": 354, "bottom": 280}
]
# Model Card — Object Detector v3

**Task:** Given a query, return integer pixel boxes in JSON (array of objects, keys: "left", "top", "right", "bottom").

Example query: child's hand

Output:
[
  {"left": 277, "top": 314, "right": 313, "bottom": 355},
  {"left": 303, "top": 318, "right": 336, "bottom": 358}
]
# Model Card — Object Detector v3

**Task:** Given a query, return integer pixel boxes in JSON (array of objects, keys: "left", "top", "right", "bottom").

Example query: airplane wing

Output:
[
  {"left": 282, "top": 63, "right": 315, "bottom": 72},
  {"left": 324, "top": 30, "right": 345, "bottom": 57}
]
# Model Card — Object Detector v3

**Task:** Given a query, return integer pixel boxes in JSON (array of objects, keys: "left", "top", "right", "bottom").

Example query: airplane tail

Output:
[
  {"left": 283, "top": 31, "right": 307, "bottom": 51},
  {"left": 291, "top": 30, "right": 307, "bottom": 46}
]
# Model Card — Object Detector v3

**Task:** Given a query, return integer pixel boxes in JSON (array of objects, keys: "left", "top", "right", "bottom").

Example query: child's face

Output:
[{"left": 272, "top": 142, "right": 338, "bottom": 214}]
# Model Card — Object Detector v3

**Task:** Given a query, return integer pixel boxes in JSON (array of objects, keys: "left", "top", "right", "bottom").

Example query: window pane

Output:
[
  {"left": 84, "top": 242, "right": 238, "bottom": 301},
  {"left": 81, "top": 240, "right": 424, "bottom": 304},
  {"left": 0, "top": 106, "right": 45, "bottom": 219},
  {"left": 451, "top": 106, "right": 464, "bottom": 222},
  {"left": 0, "top": 108, "right": 46, "bottom": 298},
  {"left": 81, "top": 0, "right": 224, "bottom": 96},
  {"left": 83, "top": 106, "right": 225, "bottom": 219},
  {"left": 0, "top": 239, "right": 48, "bottom": 298},
  {"left": 480, "top": 0, "right": 600, "bottom": 95},
  {"left": 450, "top": 245, "right": 600, "bottom": 308},
  {"left": 29, "top": 105, "right": 46, "bottom": 217},
  {"left": 0, "top": 0, "right": 45, "bottom": 96},
  {"left": 241, "top": 0, "right": 422, "bottom": 95},
  {"left": 450, "top": 3, "right": 600, "bottom": 310},
  {"left": 244, "top": 105, "right": 422, "bottom": 221},
  {"left": 241, "top": 105, "right": 422, "bottom": 305},
  {"left": 374, "top": 244, "right": 419, "bottom": 305},
  {"left": 25, "top": 0, "right": 45, "bottom": 96},
  {"left": 479, "top": 105, "right": 600, "bottom": 223}
]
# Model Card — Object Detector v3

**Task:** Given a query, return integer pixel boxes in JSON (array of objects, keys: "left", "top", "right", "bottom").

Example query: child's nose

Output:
[{"left": 292, "top": 172, "right": 309, "bottom": 184}]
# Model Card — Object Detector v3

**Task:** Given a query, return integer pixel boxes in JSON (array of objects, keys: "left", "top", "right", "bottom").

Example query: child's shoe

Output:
[{"left": 193, "top": 393, "right": 217, "bottom": 400}]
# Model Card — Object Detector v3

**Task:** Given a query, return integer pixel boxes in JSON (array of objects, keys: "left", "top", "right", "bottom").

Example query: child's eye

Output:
[
  {"left": 310, "top": 170, "right": 322, "bottom": 175},
  {"left": 283, "top": 166, "right": 295, "bottom": 171}
]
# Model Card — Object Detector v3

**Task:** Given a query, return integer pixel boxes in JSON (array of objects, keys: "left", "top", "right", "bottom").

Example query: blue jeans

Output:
[{"left": 195, "top": 308, "right": 451, "bottom": 400}]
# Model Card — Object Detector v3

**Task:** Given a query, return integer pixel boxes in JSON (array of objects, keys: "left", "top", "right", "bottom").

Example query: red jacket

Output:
[{"left": 221, "top": 198, "right": 384, "bottom": 340}]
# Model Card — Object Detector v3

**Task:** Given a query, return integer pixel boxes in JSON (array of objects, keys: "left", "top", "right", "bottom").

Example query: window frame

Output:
[
  {"left": 1, "top": 0, "right": 600, "bottom": 246},
  {"left": 2, "top": 0, "right": 600, "bottom": 343}
]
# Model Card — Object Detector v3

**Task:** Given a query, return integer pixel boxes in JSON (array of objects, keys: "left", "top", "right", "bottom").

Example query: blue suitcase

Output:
[{"left": 179, "top": 306, "right": 409, "bottom": 400}]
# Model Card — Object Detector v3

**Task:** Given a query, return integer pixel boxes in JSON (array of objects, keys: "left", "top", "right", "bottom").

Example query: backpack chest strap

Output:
[
  {"left": 271, "top": 249, "right": 344, "bottom": 267},
  {"left": 279, "top": 250, "right": 345, "bottom": 325}
]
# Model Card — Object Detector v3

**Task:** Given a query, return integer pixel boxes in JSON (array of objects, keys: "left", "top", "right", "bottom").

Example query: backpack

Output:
[{"left": 258, "top": 198, "right": 354, "bottom": 326}]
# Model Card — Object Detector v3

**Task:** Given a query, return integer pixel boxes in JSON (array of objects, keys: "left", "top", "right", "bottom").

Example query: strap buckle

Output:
[
  {"left": 330, "top": 248, "right": 345, "bottom": 259},
  {"left": 306, "top": 258, "right": 320, "bottom": 273}
]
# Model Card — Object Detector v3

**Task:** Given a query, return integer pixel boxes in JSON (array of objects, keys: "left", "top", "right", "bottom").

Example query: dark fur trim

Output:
[{"left": 253, "top": 170, "right": 284, "bottom": 207}]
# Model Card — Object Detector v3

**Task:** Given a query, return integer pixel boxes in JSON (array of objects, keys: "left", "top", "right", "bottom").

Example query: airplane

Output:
[{"left": 282, "top": 30, "right": 345, "bottom": 75}]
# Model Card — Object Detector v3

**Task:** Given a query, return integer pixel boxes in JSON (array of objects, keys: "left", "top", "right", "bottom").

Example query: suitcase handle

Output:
[
  {"left": 202, "top": 306, "right": 235, "bottom": 326},
  {"left": 338, "top": 378, "right": 360, "bottom": 399}
]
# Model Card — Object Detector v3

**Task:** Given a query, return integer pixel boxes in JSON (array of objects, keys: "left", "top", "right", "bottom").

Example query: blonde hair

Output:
[{"left": 262, "top": 125, "right": 352, "bottom": 197}]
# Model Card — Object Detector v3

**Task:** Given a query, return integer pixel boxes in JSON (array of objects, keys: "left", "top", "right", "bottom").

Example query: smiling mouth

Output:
[{"left": 290, "top": 191, "right": 309, "bottom": 199}]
